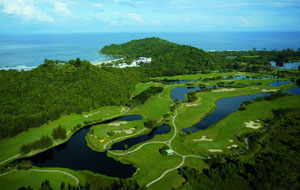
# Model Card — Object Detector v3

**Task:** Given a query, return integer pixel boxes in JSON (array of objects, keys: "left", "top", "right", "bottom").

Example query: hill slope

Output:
[
  {"left": 0, "top": 59, "right": 141, "bottom": 139},
  {"left": 100, "top": 37, "right": 227, "bottom": 76}
]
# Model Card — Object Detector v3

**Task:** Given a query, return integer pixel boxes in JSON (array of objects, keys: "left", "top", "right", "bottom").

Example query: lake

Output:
[{"left": 21, "top": 115, "right": 142, "bottom": 178}]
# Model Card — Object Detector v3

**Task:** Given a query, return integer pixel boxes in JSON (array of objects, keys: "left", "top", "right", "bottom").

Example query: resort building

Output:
[{"left": 113, "top": 57, "right": 152, "bottom": 68}]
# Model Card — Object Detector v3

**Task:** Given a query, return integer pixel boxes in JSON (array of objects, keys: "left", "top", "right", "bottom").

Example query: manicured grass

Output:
[
  {"left": 110, "top": 143, "right": 182, "bottom": 186},
  {"left": 129, "top": 93, "right": 172, "bottom": 120},
  {"left": 1, "top": 72, "right": 298, "bottom": 190},
  {"left": 172, "top": 95, "right": 300, "bottom": 156},
  {"left": 0, "top": 106, "right": 126, "bottom": 164},
  {"left": 152, "top": 72, "right": 245, "bottom": 80},
  {"left": 87, "top": 120, "right": 146, "bottom": 152},
  {"left": 0, "top": 168, "right": 82, "bottom": 190},
  {"left": 147, "top": 170, "right": 185, "bottom": 190},
  {"left": 132, "top": 82, "right": 162, "bottom": 97}
]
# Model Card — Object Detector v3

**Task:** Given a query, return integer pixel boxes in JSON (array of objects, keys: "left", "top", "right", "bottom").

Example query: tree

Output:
[
  {"left": 75, "top": 58, "right": 82, "bottom": 67},
  {"left": 144, "top": 119, "right": 157, "bottom": 129},
  {"left": 41, "top": 180, "right": 53, "bottom": 190},
  {"left": 52, "top": 125, "right": 67, "bottom": 140},
  {"left": 60, "top": 182, "right": 65, "bottom": 190}
]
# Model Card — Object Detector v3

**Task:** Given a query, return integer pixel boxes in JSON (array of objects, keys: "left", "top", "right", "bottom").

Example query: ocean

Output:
[{"left": 0, "top": 32, "right": 299, "bottom": 70}]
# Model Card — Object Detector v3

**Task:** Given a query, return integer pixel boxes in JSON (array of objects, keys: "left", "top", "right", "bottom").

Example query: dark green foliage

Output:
[
  {"left": 178, "top": 108, "right": 300, "bottom": 190},
  {"left": 0, "top": 60, "right": 142, "bottom": 139},
  {"left": 18, "top": 186, "right": 33, "bottom": 190},
  {"left": 20, "top": 135, "right": 53, "bottom": 154},
  {"left": 52, "top": 125, "right": 67, "bottom": 140},
  {"left": 144, "top": 119, "right": 157, "bottom": 129},
  {"left": 100, "top": 37, "right": 227, "bottom": 76},
  {"left": 41, "top": 180, "right": 53, "bottom": 190},
  {"left": 85, "top": 174, "right": 141, "bottom": 190},
  {"left": 186, "top": 91, "right": 197, "bottom": 102},
  {"left": 128, "top": 86, "right": 163, "bottom": 107},
  {"left": 159, "top": 146, "right": 169, "bottom": 155}
]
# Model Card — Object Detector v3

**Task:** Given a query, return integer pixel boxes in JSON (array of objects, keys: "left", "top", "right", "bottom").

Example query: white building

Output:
[
  {"left": 112, "top": 57, "right": 151, "bottom": 68},
  {"left": 136, "top": 57, "right": 151, "bottom": 63}
]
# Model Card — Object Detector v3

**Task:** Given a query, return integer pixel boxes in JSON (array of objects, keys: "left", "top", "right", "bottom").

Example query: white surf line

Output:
[
  {"left": 0, "top": 154, "right": 20, "bottom": 165},
  {"left": 30, "top": 169, "right": 79, "bottom": 186}
]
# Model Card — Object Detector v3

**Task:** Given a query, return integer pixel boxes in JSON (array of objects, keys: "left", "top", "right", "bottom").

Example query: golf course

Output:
[{"left": 1, "top": 37, "right": 300, "bottom": 190}]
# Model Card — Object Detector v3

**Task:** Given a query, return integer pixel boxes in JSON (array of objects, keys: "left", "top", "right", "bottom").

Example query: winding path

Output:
[
  {"left": 30, "top": 169, "right": 79, "bottom": 186},
  {"left": 0, "top": 168, "right": 80, "bottom": 188},
  {"left": 0, "top": 154, "right": 20, "bottom": 165}
]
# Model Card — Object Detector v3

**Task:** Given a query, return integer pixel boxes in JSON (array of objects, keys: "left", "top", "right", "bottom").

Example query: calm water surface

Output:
[{"left": 22, "top": 115, "right": 142, "bottom": 178}]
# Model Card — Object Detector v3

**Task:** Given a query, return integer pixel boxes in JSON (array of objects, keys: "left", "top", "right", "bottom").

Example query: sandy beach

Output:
[{"left": 92, "top": 58, "right": 125, "bottom": 65}]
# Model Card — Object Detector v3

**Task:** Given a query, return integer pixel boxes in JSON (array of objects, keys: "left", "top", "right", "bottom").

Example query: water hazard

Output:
[
  {"left": 110, "top": 124, "right": 171, "bottom": 150},
  {"left": 22, "top": 115, "right": 142, "bottom": 178}
]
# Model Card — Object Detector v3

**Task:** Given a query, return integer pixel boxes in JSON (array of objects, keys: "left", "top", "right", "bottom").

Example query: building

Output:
[
  {"left": 166, "top": 149, "right": 174, "bottom": 155},
  {"left": 112, "top": 57, "right": 151, "bottom": 68},
  {"left": 136, "top": 57, "right": 152, "bottom": 63}
]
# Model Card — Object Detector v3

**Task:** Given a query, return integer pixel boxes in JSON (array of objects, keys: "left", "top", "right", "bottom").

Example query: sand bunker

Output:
[
  {"left": 114, "top": 127, "right": 136, "bottom": 134},
  {"left": 83, "top": 111, "right": 101, "bottom": 118},
  {"left": 186, "top": 104, "right": 198, "bottom": 107},
  {"left": 122, "top": 128, "right": 136, "bottom": 134},
  {"left": 227, "top": 144, "right": 239, "bottom": 149},
  {"left": 108, "top": 121, "right": 128, "bottom": 126},
  {"left": 208, "top": 149, "right": 223, "bottom": 152},
  {"left": 244, "top": 121, "right": 262, "bottom": 129},
  {"left": 252, "top": 87, "right": 259, "bottom": 89},
  {"left": 120, "top": 108, "right": 125, "bottom": 112},
  {"left": 194, "top": 136, "right": 213, "bottom": 142},
  {"left": 228, "top": 139, "right": 234, "bottom": 143},
  {"left": 261, "top": 89, "right": 278, "bottom": 93},
  {"left": 212, "top": 88, "right": 235, "bottom": 92}
]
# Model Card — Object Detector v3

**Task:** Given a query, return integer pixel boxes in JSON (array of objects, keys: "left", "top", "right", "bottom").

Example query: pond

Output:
[
  {"left": 21, "top": 115, "right": 142, "bottom": 178},
  {"left": 270, "top": 61, "right": 300, "bottom": 70},
  {"left": 110, "top": 124, "right": 171, "bottom": 150},
  {"left": 171, "top": 86, "right": 213, "bottom": 101},
  {"left": 182, "top": 87, "right": 300, "bottom": 133},
  {"left": 268, "top": 81, "right": 292, "bottom": 86},
  {"left": 165, "top": 80, "right": 197, "bottom": 84},
  {"left": 224, "top": 76, "right": 276, "bottom": 80}
]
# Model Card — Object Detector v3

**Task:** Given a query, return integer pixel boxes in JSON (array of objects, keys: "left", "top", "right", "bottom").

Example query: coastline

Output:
[{"left": 92, "top": 57, "right": 125, "bottom": 66}]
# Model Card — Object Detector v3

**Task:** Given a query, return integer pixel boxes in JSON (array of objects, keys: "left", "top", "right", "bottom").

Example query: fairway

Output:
[
  {"left": 1, "top": 72, "right": 299, "bottom": 190},
  {"left": 0, "top": 169, "right": 78, "bottom": 190}
]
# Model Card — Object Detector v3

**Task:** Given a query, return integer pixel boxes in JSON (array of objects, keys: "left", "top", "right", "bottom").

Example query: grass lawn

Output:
[
  {"left": 131, "top": 82, "right": 162, "bottom": 97},
  {"left": 0, "top": 167, "right": 86, "bottom": 190},
  {"left": 110, "top": 143, "right": 182, "bottom": 186},
  {"left": 172, "top": 95, "right": 300, "bottom": 156},
  {"left": 152, "top": 72, "right": 245, "bottom": 80},
  {"left": 1, "top": 72, "right": 298, "bottom": 190},
  {"left": 87, "top": 120, "right": 146, "bottom": 152}
]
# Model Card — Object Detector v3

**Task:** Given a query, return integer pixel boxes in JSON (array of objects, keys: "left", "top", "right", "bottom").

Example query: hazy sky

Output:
[{"left": 0, "top": 0, "right": 299, "bottom": 33}]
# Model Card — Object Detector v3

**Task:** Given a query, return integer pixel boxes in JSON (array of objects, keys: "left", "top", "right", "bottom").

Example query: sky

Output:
[{"left": 0, "top": 0, "right": 300, "bottom": 33}]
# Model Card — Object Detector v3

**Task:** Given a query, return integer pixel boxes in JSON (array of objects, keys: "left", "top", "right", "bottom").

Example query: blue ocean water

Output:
[{"left": 0, "top": 32, "right": 300, "bottom": 70}]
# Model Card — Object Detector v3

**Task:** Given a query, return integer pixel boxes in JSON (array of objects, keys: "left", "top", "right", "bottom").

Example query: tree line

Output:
[
  {"left": 100, "top": 37, "right": 300, "bottom": 77},
  {"left": 0, "top": 59, "right": 142, "bottom": 139}
]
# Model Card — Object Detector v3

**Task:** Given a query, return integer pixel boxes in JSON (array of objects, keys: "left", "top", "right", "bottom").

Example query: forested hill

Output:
[
  {"left": 0, "top": 59, "right": 142, "bottom": 139},
  {"left": 100, "top": 37, "right": 178, "bottom": 57},
  {"left": 100, "top": 37, "right": 228, "bottom": 76}
]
